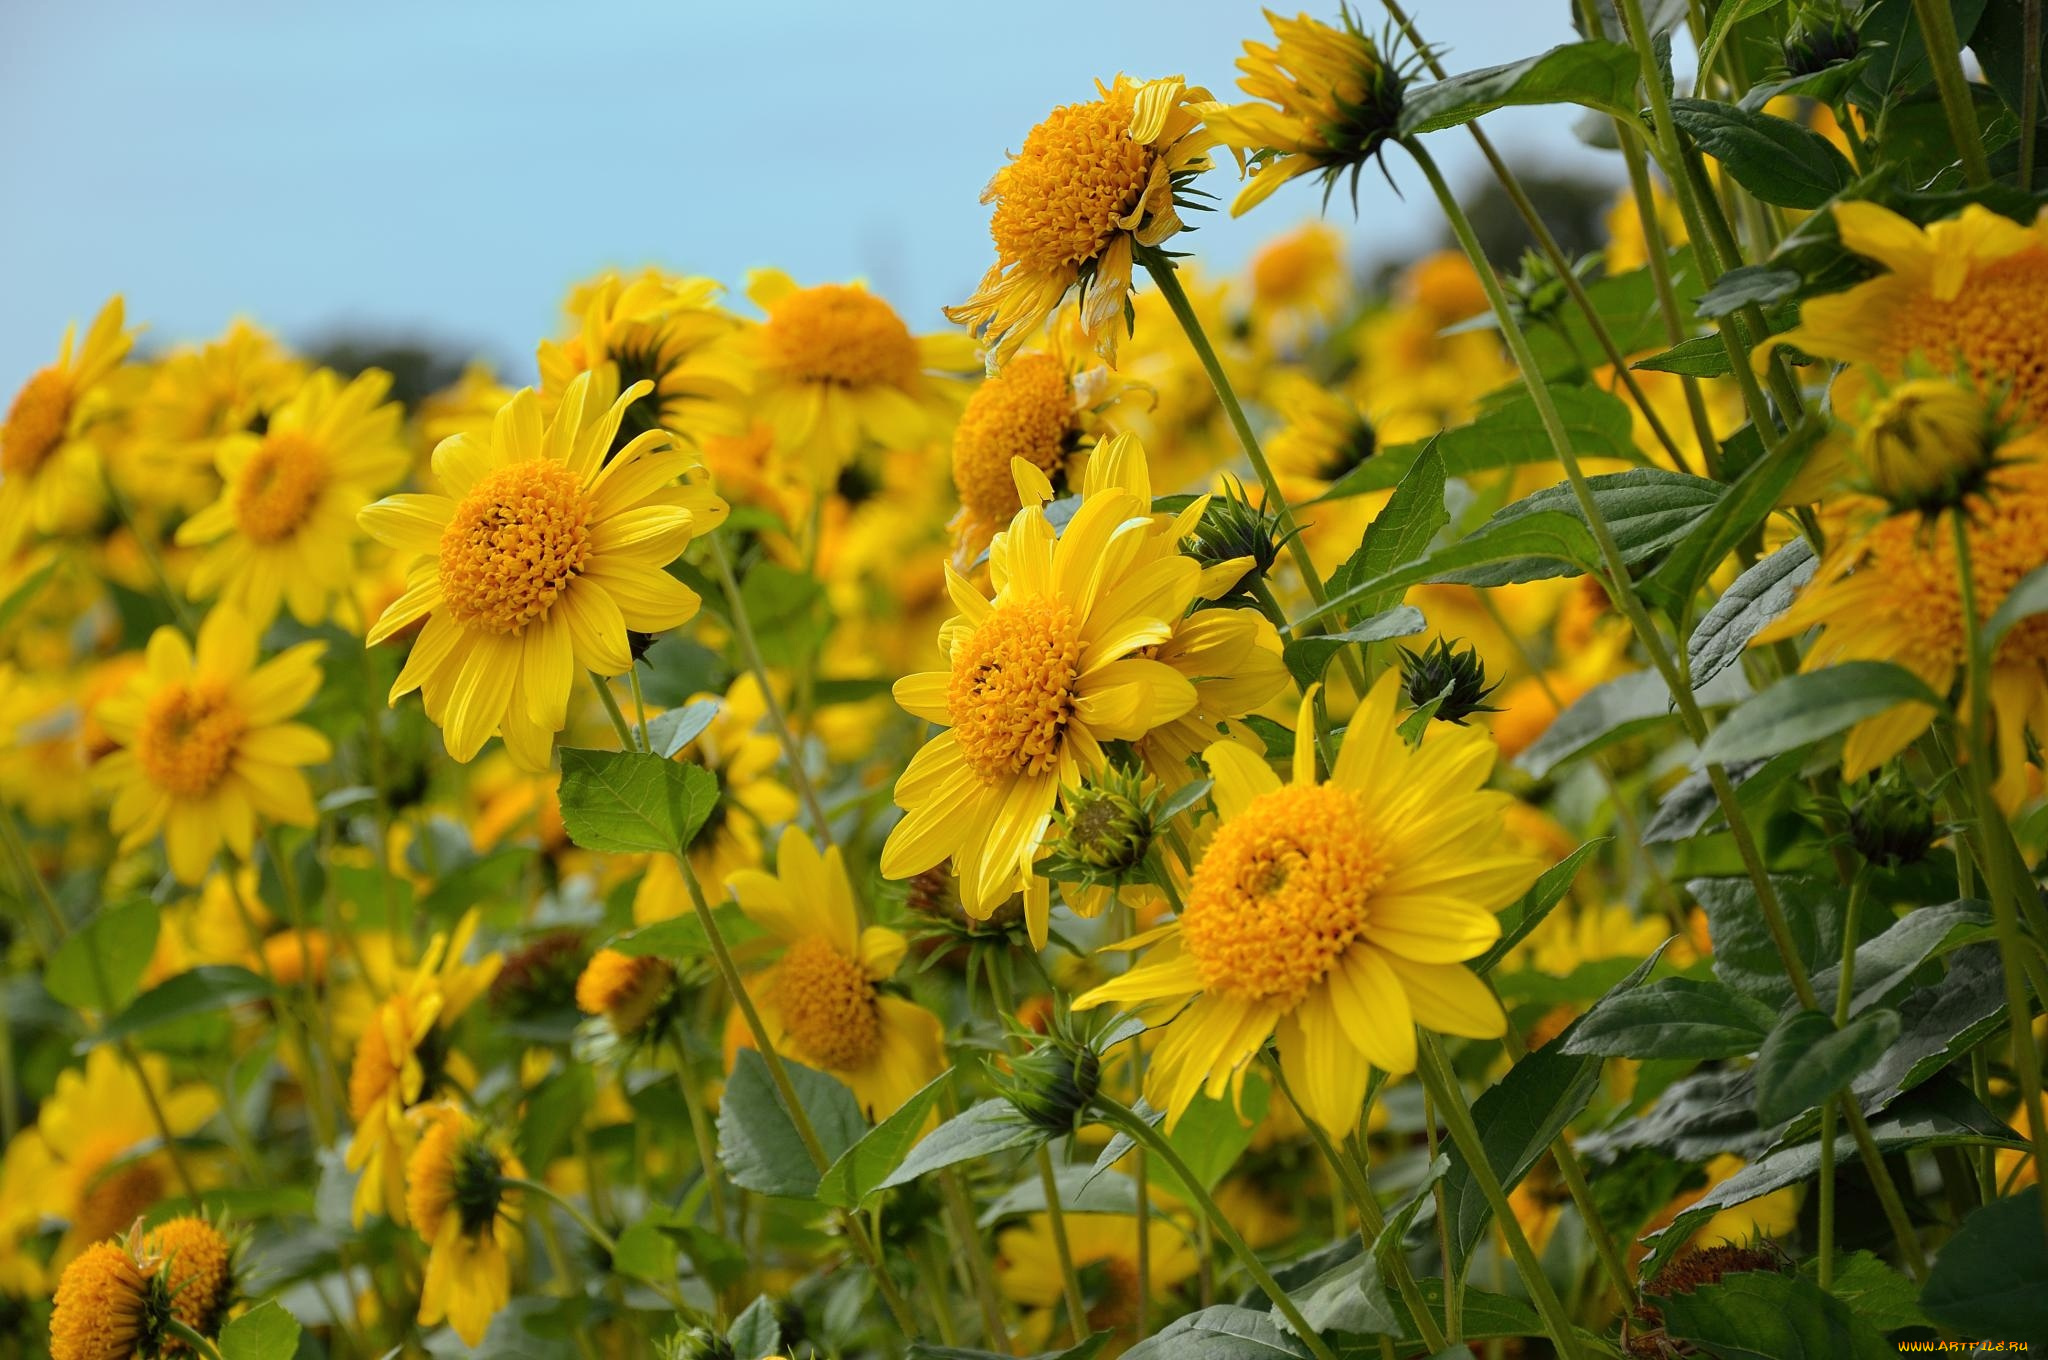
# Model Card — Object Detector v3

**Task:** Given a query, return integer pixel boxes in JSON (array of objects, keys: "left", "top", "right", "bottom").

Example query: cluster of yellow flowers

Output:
[{"left": 4, "top": 5, "right": 2046, "bottom": 1358}]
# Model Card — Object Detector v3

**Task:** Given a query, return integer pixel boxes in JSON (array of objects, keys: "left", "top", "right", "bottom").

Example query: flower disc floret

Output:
[
  {"left": 1180, "top": 783, "right": 1387, "bottom": 1006},
  {"left": 49, "top": 1242, "right": 151, "bottom": 1360},
  {"left": 230, "top": 432, "right": 330, "bottom": 543},
  {"left": 947, "top": 597, "right": 1083, "bottom": 781},
  {"left": 990, "top": 99, "right": 1157, "bottom": 275},
  {"left": 762, "top": 284, "right": 920, "bottom": 389},
  {"left": 768, "top": 935, "right": 882, "bottom": 1070},
  {"left": 143, "top": 1217, "right": 234, "bottom": 1341},
  {"left": 135, "top": 682, "right": 246, "bottom": 799},
  {"left": 952, "top": 354, "right": 1076, "bottom": 528},
  {"left": 2, "top": 368, "right": 71, "bottom": 477},
  {"left": 437, "top": 460, "right": 593, "bottom": 634}
]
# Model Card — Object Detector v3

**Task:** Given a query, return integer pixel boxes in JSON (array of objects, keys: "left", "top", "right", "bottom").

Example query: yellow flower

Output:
[
  {"left": 1755, "top": 449, "right": 2048, "bottom": 808},
  {"left": 740, "top": 269, "right": 974, "bottom": 478},
  {"left": 996, "top": 1212, "right": 1200, "bottom": 1352},
  {"left": 175, "top": 368, "right": 411, "bottom": 627},
  {"left": 725, "top": 826, "right": 944, "bottom": 1120},
  {"left": 538, "top": 269, "right": 750, "bottom": 449},
  {"left": 1603, "top": 182, "right": 1688, "bottom": 274},
  {"left": 1075, "top": 676, "right": 1541, "bottom": 1131},
  {"left": 406, "top": 1104, "right": 523, "bottom": 1347},
  {"left": 128, "top": 320, "right": 305, "bottom": 514},
  {"left": 880, "top": 449, "right": 1204, "bottom": 944},
  {"left": 0, "top": 1047, "right": 217, "bottom": 1266},
  {"left": 948, "top": 338, "right": 1132, "bottom": 565},
  {"left": 96, "top": 607, "right": 329, "bottom": 884},
  {"left": 139, "top": 1217, "right": 235, "bottom": 1343},
  {"left": 1844, "top": 377, "right": 1998, "bottom": 513},
  {"left": 48, "top": 1241, "right": 151, "bottom": 1360},
  {"left": 575, "top": 948, "right": 675, "bottom": 1037},
  {"left": 0, "top": 297, "right": 136, "bottom": 554},
  {"left": 345, "top": 911, "right": 502, "bottom": 1226},
  {"left": 631, "top": 674, "right": 801, "bottom": 922},
  {"left": 360, "top": 373, "right": 726, "bottom": 770},
  {"left": 1205, "top": 9, "right": 1405, "bottom": 216},
  {"left": 949, "top": 76, "right": 1218, "bottom": 365},
  {"left": 1764, "top": 202, "right": 2048, "bottom": 426},
  {"left": 1246, "top": 221, "right": 1349, "bottom": 348}
]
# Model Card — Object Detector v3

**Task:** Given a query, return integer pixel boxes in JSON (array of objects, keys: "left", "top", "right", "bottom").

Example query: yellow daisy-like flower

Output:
[
  {"left": 1075, "top": 675, "right": 1541, "bottom": 1131},
  {"left": 129, "top": 320, "right": 305, "bottom": 513},
  {"left": 1755, "top": 449, "right": 2048, "bottom": 809},
  {"left": 725, "top": 826, "right": 944, "bottom": 1120},
  {"left": 345, "top": 911, "right": 502, "bottom": 1226},
  {"left": 632, "top": 674, "right": 802, "bottom": 923},
  {"left": 406, "top": 1103, "right": 523, "bottom": 1348},
  {"left": 360, "top": 373, "right": 726, "bottom": 771},
  {"left": 139, "top": 1217, "right": 235, "bottom": 1343},
  {"left": 1765, "top": 202, "right": 2048, "bottom": 425},
  {"left": 740, "top": 269, "right": 975, "bottom": 478},
  {"left": 175, "top": 368, "right": 410, "bottom": 627},
  {"left": 948, "top": 337, "right": 1134, "bottom": 566},
  {"left": 996, "top": 1211, "right": 1201, "bottom": 1353},
  {"left": 0, "top": 297, "right": 136, "bottom": 554},
  {"left": 96, "top": 607, "right": 329, "bottom": 885},
  {"left": 575, "top": 948, "right": 675, "bottom": 1037},
  {"left": 880, "top": 449, "right": 1205, "bottom": 944},
  {"left": 48, "top": 1241, "right": 151, "bottom": 1360},
  {"left": 1205, "top": 9, "right": 1406, "bottom": 216},
  {"left": 948, "top": 75, "right": 1219, "bottom": 365},
  {"left": 538, "top": 269, "right": 750, "bottom": 450},
  {"left": 1246, "top": 220, "right": 1350, "bottom": 348}
]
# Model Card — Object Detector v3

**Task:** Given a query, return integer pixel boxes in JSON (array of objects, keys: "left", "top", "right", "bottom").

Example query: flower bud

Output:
[
  {"left": 1847, "top": 770, "right": 1938, "bottom": 868},
  {"left": 1182, "top": 477, "right": 1288, "bottom": 599},
  {"left": 1783, "top": 0, "right": 1862, "bottom": 76},
  {"left": 1399, "top": 636, "right": 1503, "bottom": 726},
  {"left": 1853, "top": 379, "right": 1997, "bottom": 515},
  {"left": 992, "top": 1031, "right": 1102, "bottom": 1135},
  {"left": 1053, "top": 771, "right": 1155, "bottom": 876}
]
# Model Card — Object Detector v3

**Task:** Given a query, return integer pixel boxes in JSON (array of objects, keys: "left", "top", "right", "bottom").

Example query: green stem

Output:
[
  {"left": 1036, "top": 1147, "right": 1093, "bottom": 1344},
  {"left": 1414, "top": 1037, "right": 1584, "bottom": 1360},
  {"left": 1819, "top": 869, "right": 1868, "bottom": 1290},
  {"left": 1096, "top": 1094, "right": 1343, "bottom": 1360},
  {"left": 589, "top": 672, "right": 640, "bottom": 751},
  {"left": 668, "top": 1033, "right": 730, "bottom": 1236},
  {"left": 705, "top": 536, "right": 837, "bottom": 847},
  {"left": 1911, "top": 0, "right": 1992, "bottom": 187},
  {"left": 163, "top": 1318, "right": 227, "bottom": 1360}
]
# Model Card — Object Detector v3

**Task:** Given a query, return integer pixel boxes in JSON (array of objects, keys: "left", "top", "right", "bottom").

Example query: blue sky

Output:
[{"left": 1, "top": 1, "right": 1609, "bottom": 384}]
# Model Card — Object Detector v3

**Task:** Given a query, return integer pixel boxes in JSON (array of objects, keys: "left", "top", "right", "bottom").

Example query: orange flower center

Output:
[
  {"left": 232, "top": 431, "right": 329, "bottom": 544},
  {"left": 952, "top": 354, "right": 1075, "bottom": 527},
  {"left": 990, "top": 96, "right": 1153, "bottom": 273},
  {"left": 70, "top": 1156, "right": 169, "bottom": 1252},
  {"left": 763, "top": 284, "right": 920, "bottom": 389},
  {"left": 136, "top": 681, "right": 245, "bottom": 799},
  {"left": 1181, "top": 783, "right": 1386, "bottom": 1005},
  {"left": 1857, "top": 461, "right": 2048, "bottom": 672},
  {"left": 2, "top": 367, "right": 73, "bottom": 478},
  {"left": 49, "top": 1242, "right": 148, "bottom": 1360},
  {"left": 1084, "top": 1256, "right": 1144, "bottom": 1333},
  {"left": 768, "top": 935, "right": 881, "bottom": 1071},
  {"left": 1879, "top": 249, "right": 2048, "bottom": 426},
  {"left": 438, "top": 460, "right": 592, "bottom": 634},
  {"left": 947, "top": 596, "right": 1082, "bottom": 781}
]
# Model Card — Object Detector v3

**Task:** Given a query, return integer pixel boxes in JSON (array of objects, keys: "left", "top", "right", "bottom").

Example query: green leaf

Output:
[
  {"left": 1754, "top": 1007, "right": 1902, "bottom": 1124},
  {"left": 1811, "top": 899, "right": 1994, "bottom": 1016},
  {"left": 87, "top": 966, "right": 274, "bottom": 1048},
  {"left": 979, "top": 1164, "right": 1140, "bottom": 1225},
  {"left": 1638, "top": 1077, "right": 2026, "bottom": 1276},
  {"left": 1275, "top": 1250, "right": 1398, "bottom": 1340},
  {"left": 1121, "top": 1305, "right": 1310, "bottom": 1360},
  {"left": 1687, "top": 539, "right": 1816, "bottom": 688},
  {"left": 1920, "top": 1186, "right": 2048, "bottom": 1344},
  {"left": 416, "top": 847, "right": 526, "bottom": 925},
  {"left": 1844, "top": 943, "right": 2008, "bottom": 1117},
  {"left": 1429, "top": 470, "right": 1723, "bottom": 588},
  {"left": 605, "top": 906, "right": 763, "bottom": 959},
  {"left": 1806, "top": 1251, "right": 1933, "bottom": 1333},
  {"left": 1630, "top": 332, "right": 1736, "bottom": 378},
  {"left": 612, "top": 1216, "right": 677, "bottom": 1282},
  {"left": 1474, "top": 840, "right": 1606, "bottom": 975},
  {"left": 1643, "top": 753, "right": 1798, "bottom": 844},
  {"left": 739, "top": 562, "right": 831, "bottom": 667},
  {"left": 1667, "top": 98, "right": 1855, "bottom": 209},
  {"left": 519, "top": 1065, "right": 594, "bottom": 1173},
  {"left": 1640, "top": 416, "right": 1820, "bottom": 611},
  {"left": 1689, "top": 874, "right": 1859, "bottom": 1009},
  {"left": 1653, "top": 1268, "right": 1895, "bottom": 1360},
  {"left": 729, "top": 1296, "right": 783, "bottom": 1360},
  {"left": 646, "top": 697, "right": 721, "bottom": 758},
  {"left": 816, "top": 1071, "right": 952, "bottom": 1208},
  {"left": 1391, "top": 1281, "right": 1559, "bottom": 1344},
  {"left": 1282, "top": 607, "right": 1427, "bottom": 688},
  {"left": 1441, "top": 947, "right": 1666, "bottom": 1273},
  {"left": 715, "top": 1049, "right": 865, "bottom": 1199},
  {"left": 912, "top": 1338, "right": 1111, "bottom": 1360},
  {"left": 1987, "top": 563, "right": 2048, "bottom": 651},
  {"left": 46, "top": 900, "right": 159, "bottom": 1013},
  {"left": 1696, "top": 661, "right": 1940, "bottom": 766},
  {"left": 1564, "top": 976, "right": 1779, "bottom": 1060},
  {"left": 1696, "top": 264, "right": 1802, "bottom": 318},
  {"left": 1296, "top": 512, "right": 1598, "bottom": 629},
  {"left": 1327, "top": 442, "right": 1449, "bottom": 612},
  {"left": 878, "top": 1098, "right": 1041, "bottom": 1191},
  {"left": 1400, "top": 41, "right": 1642, "bottom": 134},
  {"left": 1693, "top": 0, "right": 1792, "bottom": 94},
  {"left": 1516, "top": 667, "right": 1746, "bottom": 780},
  {"left": 1316, "top": 389, "right": 1634, "bottom": 505},
  {"left": 219, "top": 1299, "right": 303, "bottom": 1360},
  {"left": 556, "top": 748, "right": 719, "bottom": 856},
  {"left": 1160, "top": 1079, "right": 1269, "bottom": 1196}
]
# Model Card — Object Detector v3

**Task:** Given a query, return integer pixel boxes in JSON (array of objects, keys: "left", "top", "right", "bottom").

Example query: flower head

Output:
[
  {"left": 406, "top": 1104, "right": 523, "bottom": 1347},
  {"left": 1, "top": 297, "right": 135, "bottom": 554},
  {"left": 49, "top": 1242, "right": 154, "bottom": 1360},
  {"left": 1075, "top": 676, "right": 1541, "bottom": 1131},
  {"left": 1399, "top": 636, "right": 1503, "bottom": 726},
  {"left": 360, "top": 374, "right": 726, "bottom": 770},
  {"left": 1849, "top": 377, "right": 1999, "bottom": 515},
  {"left": 1205, "top": 8, "right": 1410, "bottom": 216},
  {"left": 96, "top": 607, "right": 329, "bottom": 884},
  {"left": 949, "top": 76, "right": 1218, "bottom": 365},
  {"left": 575, "top": 948, "right": 677, "bottom": 1039},
  {"left": 139, "top": 1217, "right": 236, "bottom": 1345}
]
